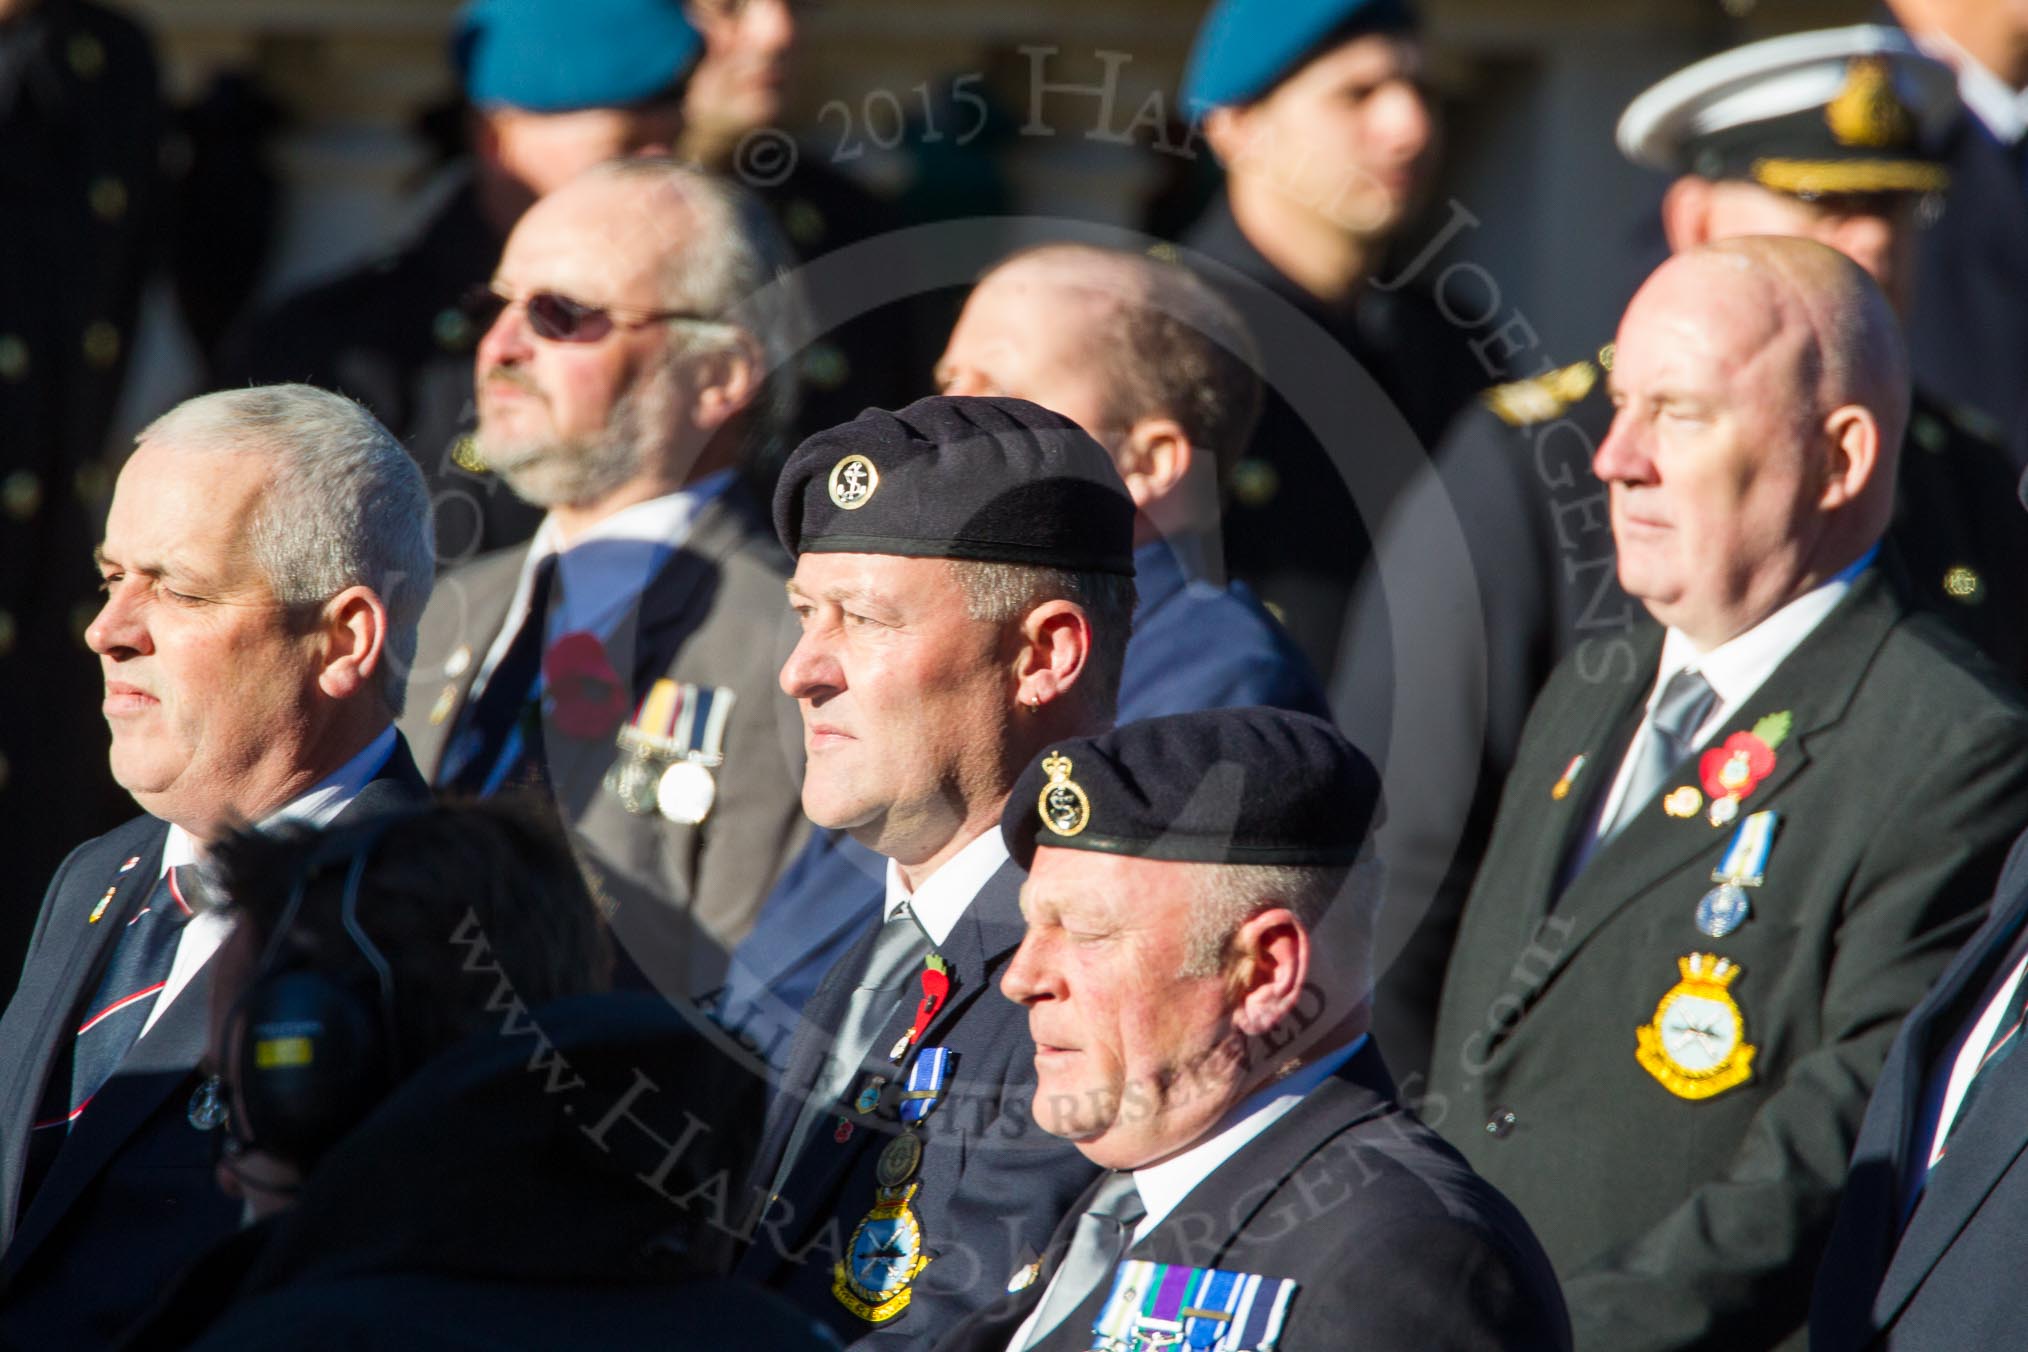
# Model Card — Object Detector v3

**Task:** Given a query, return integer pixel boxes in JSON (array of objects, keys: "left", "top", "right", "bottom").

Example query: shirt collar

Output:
[
  {"left": 1131, "top": 1035, "right": 1366, "bottom": 1235},
  {"left": 161, "top": 725, "right": 398, "bottom": 876},
  {"left": 1653, "top": 545, "right": 1875, "bottom": 712},
  {"left": 1917, "top": 29, "right": 2028, "bottom": 144},
  {"left": 529, "top": 472, "right": 734, "bottom": 642},
  {"left": 882, "top": 828, "right": 1010, "bottom": 948}
]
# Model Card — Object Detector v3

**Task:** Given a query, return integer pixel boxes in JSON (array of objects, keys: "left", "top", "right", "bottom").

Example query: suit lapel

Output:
[
  {"left": 1140, "top": 1043, "right": 1398, "bottom": 1270},
  {"left": 1867, "top": 893, "right": 2028, "bottom": 1327},
  {"left": 0, "top": 830, "right": 165, "bottom": 1245},
  {"left": 614, "top": 489, "right": 772, "bottom": 694},
  {"left": 776, "top": 862, "right": 1028, "bottom": 1214},
  {"left": 406, "top": 550, "right": 520, "bottom": 781},
  {"left": 1514, "top": 573, "right": 1899, "bottom": 1007},
  {"left": 7, "top": 962, "right": 215, "bottom": 1265}
]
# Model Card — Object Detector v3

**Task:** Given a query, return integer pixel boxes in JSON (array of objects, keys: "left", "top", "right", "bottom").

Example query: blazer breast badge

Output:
[{"left": 1635, "top": 953, "right": 1757, "bottom": 1100}]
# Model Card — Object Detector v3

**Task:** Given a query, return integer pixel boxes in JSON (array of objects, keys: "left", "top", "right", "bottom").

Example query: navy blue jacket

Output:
[{"left": 0, "top": 738, "right": 428, "bottom": 1350}]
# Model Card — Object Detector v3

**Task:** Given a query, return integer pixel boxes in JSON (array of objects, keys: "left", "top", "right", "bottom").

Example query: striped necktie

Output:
[{"left": 64, "top": 864, "right": 199, "bottom": 1126}]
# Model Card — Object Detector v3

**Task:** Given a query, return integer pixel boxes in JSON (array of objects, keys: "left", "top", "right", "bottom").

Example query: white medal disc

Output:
[{"left": 657, "top": 759, "right": 718, "bottom": 824}]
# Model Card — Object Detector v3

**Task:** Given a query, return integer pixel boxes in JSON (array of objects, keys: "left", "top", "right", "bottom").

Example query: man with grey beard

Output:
[{"left": 399, "top": 157, "right": 810, "bottom": 1000}]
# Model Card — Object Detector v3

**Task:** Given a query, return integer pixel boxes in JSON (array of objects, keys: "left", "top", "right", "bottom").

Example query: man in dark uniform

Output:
[
  {"left": 1426, "top": 238, "right": 2028, "bottom": 1351},
  {"left": 1175, "top": 0, "right": 1489, "bottom": 676},
  {"left": 1887, "top": 0, "right": 2028, "bottom": 472},
  {"left": 680, "top": 0, "right": 926, "bottom": 455},
  {"left": 216, "top": 0, "right": 699, "bottom": 566},
  {"left": 711, "top": 242, "right": 1326, "bottom": 1060},
  {"left": 1342, "top": 26, "right": 2028, "bottom": 1089},
  {"left": 735, "top": 396, "right": 1134, "bottom": 1348},
  {"left": 0, "top": 0, "right": 164, "bottom": 987},
  {"left": 1813, "top": 500, "right": 2028, "bottom": 1351},
  {"left": 0, "top": 384, "right": 436, "bottom": 1350},
  {"left": 936, "top": 707, "right": 1571, "bottom": 1352}
]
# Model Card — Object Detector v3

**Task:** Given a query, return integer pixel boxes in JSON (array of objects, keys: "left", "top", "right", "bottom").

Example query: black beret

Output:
[
  {"left": 772, "top": 395, "right": 1136, "bottom": 575},
  {"left": 1002, "top": 707, "right": 1382, "bottom": 868}
]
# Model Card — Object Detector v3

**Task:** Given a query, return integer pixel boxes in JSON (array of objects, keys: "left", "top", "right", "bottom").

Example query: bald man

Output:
[{"left": 1427, "top": 237, "right": 2028, "bottom": 1351}]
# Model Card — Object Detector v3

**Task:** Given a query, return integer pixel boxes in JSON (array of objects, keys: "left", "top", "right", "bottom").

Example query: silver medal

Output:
[
  {"left": 1695, "top": 883, "right": 1753, "bottom": 938},
  {"left": 657, "top": 759, "right": 718, "bottom": 824}
]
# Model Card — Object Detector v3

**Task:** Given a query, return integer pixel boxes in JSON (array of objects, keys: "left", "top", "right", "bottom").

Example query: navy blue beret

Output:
[
  {"left": 773, "top": 396, "right": 1136, "bottom": 575},
  {"left": 1184, "top": 0, "right": 1418, "bottom": 110},
  {"left": 1003, "top": 707, "right": 1383, "bottom": 868},
  {"left": 454, "top": 0, "right": 702, "bottom": 111}
]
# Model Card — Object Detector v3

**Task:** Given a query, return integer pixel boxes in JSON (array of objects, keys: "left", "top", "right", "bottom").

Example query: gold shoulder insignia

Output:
[{"left": 1481, "top": 360, "right": 1598, "bottom": 427}]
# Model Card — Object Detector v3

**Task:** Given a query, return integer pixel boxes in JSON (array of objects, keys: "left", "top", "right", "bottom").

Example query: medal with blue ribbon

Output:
[
  {"left": 900, "top": 1046, "right": 951, "bottom": 1125},
  {"left": 1696, "top": 809, "right": 1778, "bottom": 939}
]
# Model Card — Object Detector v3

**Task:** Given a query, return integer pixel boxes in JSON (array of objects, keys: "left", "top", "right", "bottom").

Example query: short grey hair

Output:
[
  {"left": 583, "top": 157, "right": 807, "bottom": 475},
  {"left": 139, "top": 384, "right": 435, "bottom": 716},
  {"left": 948, "top": 561, "right": 1136, "bottom": 722},
  {"left": 1177, "top": 853, "right": 1380, "bottom": 985}
]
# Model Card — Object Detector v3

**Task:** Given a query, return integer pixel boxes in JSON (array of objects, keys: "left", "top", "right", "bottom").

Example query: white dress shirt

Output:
[
  {"left": 1591, "top": 551, "right": 1874, "bottom": 839},
  {"left": 1917, "top": 29, "right": 2028, "bottom": 145},
  {"left": 883, "top": 828, "right": 1010, "bottom": 948},
  {"left": 144, "top": 724, "right": 397, "bottom": 1038},
  {"left": 1005, "top": 1037, "right": 1366, "bottom": 1352},
  {"left": 1909, "top": 950, "right": 2028, "bottom": 1207},
  {"left": 466, "top": 470, "right": 735, "bottom": 702}
]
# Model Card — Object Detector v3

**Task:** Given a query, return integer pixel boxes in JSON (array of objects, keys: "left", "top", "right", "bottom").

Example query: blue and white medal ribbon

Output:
[
  {"left": 900, "top": 1046, "right": 951, "bottom": 1126},
  {"left": 1697, "top": 809, "right": 1778, "bottom": 938}
]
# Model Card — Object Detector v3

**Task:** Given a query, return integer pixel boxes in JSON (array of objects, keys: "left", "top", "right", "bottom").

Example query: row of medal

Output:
[{"left": 601, "top": 679, "right": 735, "bottom": 825}]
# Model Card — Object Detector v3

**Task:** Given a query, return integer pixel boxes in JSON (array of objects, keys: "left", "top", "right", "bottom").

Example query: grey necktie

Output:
[
  {"left": 770, "top": 901, "right": 931, "bottom": 1197},
  {"left": 1021, "top": 1171, "right": 1146, "bottom": 1350},
  {"left": 1604, "top": 667, "right": 1717, "bottom": 840}
]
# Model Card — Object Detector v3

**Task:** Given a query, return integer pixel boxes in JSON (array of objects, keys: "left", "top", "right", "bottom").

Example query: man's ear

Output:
[
  {"left": 1202, "top": 104, "right": 1252, "bottom": 169},
  {"left": 1012, "top": 600, "right": 1093, "bottom": 711},
  {"left": 1113, "top": 417, "right": 1193, "bottom": 512},
  {"left": 315, "top": 586, "right": 390, "bottom": 703},
  {"left": 1818, "top": 404, "right": 1882, "bottom": 513},
  {"left": 1226, "top": 908, "right": 1310, "bottom": 1037},
  {"left": 688, "top": 330, "right": 765, "bottom": 434},
  {"left": 1659, "top": 176, "right": 1716, "bottom": 254}
]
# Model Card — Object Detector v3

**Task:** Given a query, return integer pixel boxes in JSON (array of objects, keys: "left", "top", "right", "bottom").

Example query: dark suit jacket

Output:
[
  {"left": 1811, "top": 828, "right": 2028, "bottom": 1350},
  {"left": 0, "top": 736, "right": 428, "bottom": 1349},
  {"left": 1909, "top": 110, "right": 2028, "bottom": 474},
  {"left": 934, "top": 1043, "right": 1570, "bottom": 1352},
  {"left": 400, "top": 484, "right": 808, "bottom": 1001},
  {"left": 736, "top": 860, "right": 1099, "bottom": 1350},
  {"left": 1426, "top": 568, "right": 2028, "bottom": 1351},
  {"left": 1351, "top": 377, "right": 2028, "bottom": 1090}
]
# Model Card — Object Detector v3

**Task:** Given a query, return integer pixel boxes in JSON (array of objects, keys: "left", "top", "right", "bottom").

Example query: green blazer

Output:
[{"left": 1426, "top": 566, "right": 2028, "bottom": 1351}]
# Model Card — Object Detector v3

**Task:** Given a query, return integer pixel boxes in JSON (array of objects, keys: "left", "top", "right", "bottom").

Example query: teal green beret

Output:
[
  {"left": 454, "top": 0, "right": 702, "bottom": 112},
  {"left": 1184, "top": 0, "right": 1417, "bottom": 110}
]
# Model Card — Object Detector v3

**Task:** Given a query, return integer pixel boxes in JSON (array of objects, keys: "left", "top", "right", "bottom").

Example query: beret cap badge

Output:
[
  {"left": 828, "top": 453, "right": 879, "bottom": 510},
  {"left": 1037, "top": 751, "right": 1091, "bottom": 838}
]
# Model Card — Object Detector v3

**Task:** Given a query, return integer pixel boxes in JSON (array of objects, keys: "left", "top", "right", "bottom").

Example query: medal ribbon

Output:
[
  {"left": 900, "top": 1046, "right": 951, "bottom": 1125},
  {"left": 691, "top": 685, "right": 737, "bottom": 765},
  {"left": 619, "top": 679, "right": 684, "bottom": 753},
  {"left": 1710, "top": 809, "right": 1778, "bottom": 887}
]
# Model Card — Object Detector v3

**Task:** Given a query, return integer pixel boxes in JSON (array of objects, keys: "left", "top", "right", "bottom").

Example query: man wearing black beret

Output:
[
  {"left": 736, "top": 395, "right": 1132, "bottom": 1347},
  {"left": 935, "top": 707, "right": 1568, "bottom": 1352}
]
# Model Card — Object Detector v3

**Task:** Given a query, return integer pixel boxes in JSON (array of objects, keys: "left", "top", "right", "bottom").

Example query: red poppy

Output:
[
  {"left": 543, "top": 631, "right": 629, "bottom": 741},
  {"left": 1699, "top": 731, "right": 1777, "bottom": 802}
]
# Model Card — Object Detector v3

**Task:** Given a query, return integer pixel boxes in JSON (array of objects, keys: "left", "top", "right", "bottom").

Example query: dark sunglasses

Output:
[{"left": 462, "top": 283, "right": 709, "bottom": 344}]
